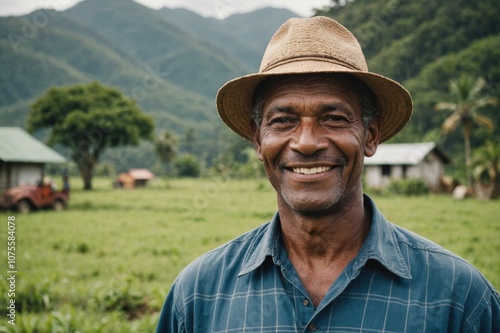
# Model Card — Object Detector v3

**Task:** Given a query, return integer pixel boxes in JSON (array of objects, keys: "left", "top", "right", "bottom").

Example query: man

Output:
[{"left": 156, "top": 16, "right": 499, "bottom": 332}]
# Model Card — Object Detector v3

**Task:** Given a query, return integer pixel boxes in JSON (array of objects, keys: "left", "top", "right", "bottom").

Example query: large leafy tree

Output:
[
  {"left": 29, "top": 82, "right": 154, "bottom": 190},
  {"left": 434, "top": 75, "right": 497, "bottom": 188}
]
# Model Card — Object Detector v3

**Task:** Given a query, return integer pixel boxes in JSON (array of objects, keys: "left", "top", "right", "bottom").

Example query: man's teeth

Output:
[{"left": 292, "top": 166, "right": 332, "bottom": 175}]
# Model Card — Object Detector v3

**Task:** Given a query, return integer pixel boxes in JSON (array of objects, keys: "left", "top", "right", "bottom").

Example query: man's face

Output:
[{"left": 252, "top": 74, "right": 380, "bottom": 215}]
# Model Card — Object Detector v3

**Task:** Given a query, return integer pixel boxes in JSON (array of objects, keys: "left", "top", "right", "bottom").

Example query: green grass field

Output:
[{"left": 0, "top": 177, "right": 499, "bottom": 332}]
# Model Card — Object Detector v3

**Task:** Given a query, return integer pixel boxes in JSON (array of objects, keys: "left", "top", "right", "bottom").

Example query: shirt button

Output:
[
  {"left": 303, "top": 299, "right": 309, "bottom": 306},
  {"left": 308, "top": 324, "right": 317, "bottom": 331}
]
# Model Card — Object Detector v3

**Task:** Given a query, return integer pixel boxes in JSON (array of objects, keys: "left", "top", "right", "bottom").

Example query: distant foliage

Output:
[
  {"left": 155, "top": 130, "right": 178, "bottom": 176},
  {"left": 386, "top": 179, "right": 430, "bottom": 196},
  {"left": 174, "top": 154, "right": 201, "bottom": 177},
  {"left": 317, "top": 0, "right": 500, "bottom": 156}
]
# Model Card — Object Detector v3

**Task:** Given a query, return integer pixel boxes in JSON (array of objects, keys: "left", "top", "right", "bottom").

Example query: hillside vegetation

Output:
[
  {"left": 318, "top": 0, "right": 500, "bottom": 154},
  {"left": 1, "top": 0, "right": 498, "bottom": 174}
]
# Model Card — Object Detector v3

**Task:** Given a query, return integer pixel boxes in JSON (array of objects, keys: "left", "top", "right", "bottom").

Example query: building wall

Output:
[
  {"left": 364, "top": 151, "right": 445, "bottom": 192},
  {"left": 0, "top": 161, "right": 7, "bottom": 191},
  {"left": 364, "top": 166, "right": 386, "bottom": 189},
  {"left": 412, "top": 153, "right": 445, "bottom": 191},
  {"left": 0, "top": 162, "right": 44, "bottom": 191}
]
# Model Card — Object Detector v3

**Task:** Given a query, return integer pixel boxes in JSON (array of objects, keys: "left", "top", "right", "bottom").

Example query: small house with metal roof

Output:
[
  {"left": 115, "top": 168, "right": 155, "bottom": 188},
  {"left": 0, "top": 127, "right": 66, "bottom": 191},
  {"left": 364, "top": 142, "right": 451, "bottom": 192}
]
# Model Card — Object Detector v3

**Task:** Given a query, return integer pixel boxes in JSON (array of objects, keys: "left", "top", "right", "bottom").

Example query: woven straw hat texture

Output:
[{"left": 216, "top": 16, "right": 413, "bottom": 143}]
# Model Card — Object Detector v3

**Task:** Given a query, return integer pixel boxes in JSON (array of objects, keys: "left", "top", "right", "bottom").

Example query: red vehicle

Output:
[{"left": 0, "top": 184, "right": 69, "bottom": 213}]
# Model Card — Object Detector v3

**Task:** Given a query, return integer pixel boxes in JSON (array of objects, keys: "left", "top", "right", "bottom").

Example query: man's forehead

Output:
[
  {"left": 259, "top": 75, "right": 362, "bottom": 117},
  {"left": 257, "top": 73, "right": 364, "bottom": 96}
]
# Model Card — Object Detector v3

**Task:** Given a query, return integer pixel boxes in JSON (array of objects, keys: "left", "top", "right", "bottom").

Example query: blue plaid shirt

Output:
[{"left": 157, "top": 196, "right": 500, "bottom": 332}]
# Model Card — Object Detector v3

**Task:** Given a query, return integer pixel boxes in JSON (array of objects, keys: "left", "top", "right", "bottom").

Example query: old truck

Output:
[{"left": 0, "top": 184, "right": 69, "bottom": 213}]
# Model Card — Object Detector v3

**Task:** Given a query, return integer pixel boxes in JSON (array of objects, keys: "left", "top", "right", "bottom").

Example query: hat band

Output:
[{"left": 262, "top": 56, "right": 364, "bottom": 73}]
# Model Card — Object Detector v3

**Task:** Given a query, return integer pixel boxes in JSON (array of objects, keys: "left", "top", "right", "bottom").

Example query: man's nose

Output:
[{"left": 289, "top": 118, "right": 328, "bottom": 155}]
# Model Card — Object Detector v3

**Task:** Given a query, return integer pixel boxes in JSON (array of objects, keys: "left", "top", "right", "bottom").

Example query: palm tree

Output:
[
  {"left": 155, "top": 130, "right": 178, "bottom": 176},
  {"left": 472, "top": 140, "right": 500, "bottom": 199},
  {"left": 183, "top": 127, "right": 196, "bottom": 154},
  {"left": 434, "top": 75, "right": 497, "bottom": 188}
]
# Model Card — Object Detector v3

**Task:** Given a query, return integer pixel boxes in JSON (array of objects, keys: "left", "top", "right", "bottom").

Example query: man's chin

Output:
[{"left": 281, "top": 193, "right": 343, "bottom": 216}]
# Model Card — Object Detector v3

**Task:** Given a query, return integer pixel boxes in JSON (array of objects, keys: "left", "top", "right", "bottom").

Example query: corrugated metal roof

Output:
[
  {"left": 129, "top": 168, "right": 155, "bottom": 180},
  {"left": 0, "top": 127, "right": 66, "bottom": 163},
  {"left": 364, "top": 142, "right": 448, "bottom": 166}
]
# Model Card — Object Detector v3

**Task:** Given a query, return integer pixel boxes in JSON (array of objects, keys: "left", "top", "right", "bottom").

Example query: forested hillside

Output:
[
  {"left": 0, "top": 0, "right": 295, "bottom": 170},
  {"left": 317, "top": 0, "right": 500, "bottom": 155},
  {"left": 158, "top": 7, "right": 298, "bottom": 71},
  {"left": 1, "top": 0, "right": 498, "bottom": 174}
]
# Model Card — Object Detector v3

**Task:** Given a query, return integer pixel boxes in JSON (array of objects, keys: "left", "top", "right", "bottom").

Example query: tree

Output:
[
  {"left": 174, "top": 154, "right": 200, "bottom": 177},
  {"left": 434, "top": 75, "right": 497, "bottom": 188},
  {"left": 472, "top": 140, "right": 500, "bottom": 200},
  {"left": 28, "top": 82, "right": 154, "bottom": 190},
  {"left": 183, "top": 127, "right": 196, "bottom": 154},
  {"left": 155, "top": 130, "right": 178, "bottom": 175}
]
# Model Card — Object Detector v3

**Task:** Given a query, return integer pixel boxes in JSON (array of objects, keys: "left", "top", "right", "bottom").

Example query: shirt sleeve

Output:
[
  {"left": 465, "top": 288, "right": 500, "bottom": 333},
  {"left": 156, "top": 281, "right": 185, "bottom": 333}
]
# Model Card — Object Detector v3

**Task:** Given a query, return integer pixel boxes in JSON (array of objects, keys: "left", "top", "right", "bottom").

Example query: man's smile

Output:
[{"left": 291, "top": 166, "right": 333, "bottom": 175}]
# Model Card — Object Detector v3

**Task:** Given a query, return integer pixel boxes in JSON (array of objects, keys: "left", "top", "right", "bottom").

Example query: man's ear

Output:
[
  {"left": 250, "top": 120, "right": 263, "bottom": 161},
  {"left": 364, "top": 115, "right": 381, "bottom": 157}
]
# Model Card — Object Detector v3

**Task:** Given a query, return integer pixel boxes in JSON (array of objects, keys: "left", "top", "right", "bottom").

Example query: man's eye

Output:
[
  {"left": 323, "top": 115, "right": 348, "bottom": 123},
  {"left": 270, "top": 117, "right": 294, "bottom": 125}
]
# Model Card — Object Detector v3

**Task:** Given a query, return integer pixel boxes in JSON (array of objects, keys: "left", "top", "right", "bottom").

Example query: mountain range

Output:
[
  {"left": 1, "top": 0, "right": 499, "bottom": 172},
  {"left": 0, "top": 0, "right": 298, "bottom": 138}
]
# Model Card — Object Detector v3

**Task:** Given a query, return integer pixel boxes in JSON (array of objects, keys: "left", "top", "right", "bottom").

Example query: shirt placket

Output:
[{"left": 276, "top": 242, "right": 364, "bottom": 332}]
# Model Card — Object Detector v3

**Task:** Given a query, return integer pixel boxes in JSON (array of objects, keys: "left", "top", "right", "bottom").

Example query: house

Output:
[
  {"left": 0, "top": 127, "right": 66, "bottom": 191},
  {"left": 115, "top": 168, "right": 155, "bottom": 188},
  {"left": 364, "top": 142, "right": 451, "bottom": 192}
]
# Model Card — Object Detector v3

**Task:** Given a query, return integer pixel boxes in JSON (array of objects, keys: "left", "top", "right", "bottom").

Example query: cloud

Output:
[
  {"left": 0, "top": 0, "right": 332, "bottom": 18},
  {"left": 135, "top": 0, "right": 331, "bottom": 19}
]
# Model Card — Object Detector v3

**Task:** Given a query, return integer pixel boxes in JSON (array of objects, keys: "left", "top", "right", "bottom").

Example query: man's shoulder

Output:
[{"left": 387, "top": 221, "right": 496, "bottom": 291}]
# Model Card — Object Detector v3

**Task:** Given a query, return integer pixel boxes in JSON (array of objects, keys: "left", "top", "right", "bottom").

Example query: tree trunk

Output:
[
  {"left": 463, "top": 120, "right": 472, "bottom": 191},
  {"left": 79, "top": 159, "right": 96, "bottom": 190},
  {"left": 493, "top": 178, "right": 500, "bottom": 199},
  {"left": 82, "top": 170, "right": 93, "bottom": 190}
]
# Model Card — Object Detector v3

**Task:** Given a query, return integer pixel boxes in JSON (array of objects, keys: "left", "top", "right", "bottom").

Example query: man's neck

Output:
[
  {"left": 277, "top": 194, "right": 371, "bottom": 307},
  {"left": 279, "top": 194, "right": 370, "bottom": 260}
]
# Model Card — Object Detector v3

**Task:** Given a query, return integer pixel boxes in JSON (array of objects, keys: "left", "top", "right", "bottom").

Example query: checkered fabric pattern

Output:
[{"left": 156, "top": 196, "right": 499, "bottom": 332}]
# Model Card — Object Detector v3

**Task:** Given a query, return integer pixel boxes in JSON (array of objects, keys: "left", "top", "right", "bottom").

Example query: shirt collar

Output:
[
  {"left": 238, "top": 212, "right": 280, "bottom": 277},
  {"left": 238, "top": 195, "right": 412, "bottom": 280},
  {"left": 354, "top": 195, "right": 412, "bottom": 280}
]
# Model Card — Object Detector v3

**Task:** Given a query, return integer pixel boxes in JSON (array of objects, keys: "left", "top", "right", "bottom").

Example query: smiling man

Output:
[{"left": 156, "top": 16, "right": 499, "bottom": 332}]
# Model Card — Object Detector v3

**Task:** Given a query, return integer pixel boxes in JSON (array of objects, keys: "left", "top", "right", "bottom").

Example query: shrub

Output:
[
  {"left": 386, "top": 178, "right": 430, "bottom": 196},
  {"left": 98, "top": 280, "right": 149, "bottom": 320},
  {"left": 174, "top": 154, "right": 200, "bottom": 177}
]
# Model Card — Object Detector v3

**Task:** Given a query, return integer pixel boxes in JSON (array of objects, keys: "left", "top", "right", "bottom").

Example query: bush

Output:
[
  {"left": 174, "top": 154, "right": 200, "bottom": 177},
  {"left": 386, "top": 178, "right": 430, "bottom": 196}
]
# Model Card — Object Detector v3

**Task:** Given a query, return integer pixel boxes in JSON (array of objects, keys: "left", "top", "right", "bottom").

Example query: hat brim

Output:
[{"left": 216, "top": 60, "right": 413, "bottom": 143}]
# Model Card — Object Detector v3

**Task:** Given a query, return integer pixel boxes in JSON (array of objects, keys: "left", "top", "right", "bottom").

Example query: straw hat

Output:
[{"left": 216, "top": 16, "right": 413, "bottom": 143}]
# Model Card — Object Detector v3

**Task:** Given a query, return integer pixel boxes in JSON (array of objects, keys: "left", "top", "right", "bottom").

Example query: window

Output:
[{"left": 382, "top": 165, "right": 391, "bottom": 176}]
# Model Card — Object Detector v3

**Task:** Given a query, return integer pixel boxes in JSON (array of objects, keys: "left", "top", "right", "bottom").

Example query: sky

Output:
[{"left": 0, "top": 0, "right": 333, "bottom": 19}]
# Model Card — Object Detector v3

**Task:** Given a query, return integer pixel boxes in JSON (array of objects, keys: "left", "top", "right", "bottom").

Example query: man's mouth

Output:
[{"left": 291, "top": 166, "right": 333, "bottom": 175}]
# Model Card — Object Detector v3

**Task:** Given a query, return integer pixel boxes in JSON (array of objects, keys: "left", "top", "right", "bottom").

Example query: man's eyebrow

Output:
[
  {"left": 264, "top": 101, "right": 356, "bottom": 116},
  {"left": 265, "top": 106, "right": 295, "bottom": 115},
  {"left": 320, "top": 102, "right": 354, "bottom": 113}
]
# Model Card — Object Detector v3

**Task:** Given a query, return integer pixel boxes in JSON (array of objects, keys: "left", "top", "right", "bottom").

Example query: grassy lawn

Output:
[{"left": 0, "top": 177, "right": 498, "bottom": 332}]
